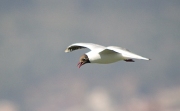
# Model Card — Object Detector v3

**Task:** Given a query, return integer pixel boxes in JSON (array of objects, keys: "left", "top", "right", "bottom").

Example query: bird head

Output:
[{"left": 77, "top": 54, "right": 90, "bottom": 68}]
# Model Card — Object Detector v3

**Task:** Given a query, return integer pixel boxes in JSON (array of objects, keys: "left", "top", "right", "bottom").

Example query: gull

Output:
[{"left": 65, "top": 43, "right": 151, "bottom": 68}]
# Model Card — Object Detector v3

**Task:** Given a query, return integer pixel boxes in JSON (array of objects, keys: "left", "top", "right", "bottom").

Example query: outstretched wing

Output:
[
  {"left": 107, "top": 46, "right": 150, "bottom": 60},
  {"left": 65, "top": 43, "right": 105, "bottom": 53}
]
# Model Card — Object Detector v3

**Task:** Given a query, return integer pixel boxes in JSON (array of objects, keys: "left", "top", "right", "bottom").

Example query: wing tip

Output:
[
  {"left": 145, "top": 58, "right": 151, "bottom": 60},
  {"left": 65, "top": 49, "right": 70, "bottom": 53}
]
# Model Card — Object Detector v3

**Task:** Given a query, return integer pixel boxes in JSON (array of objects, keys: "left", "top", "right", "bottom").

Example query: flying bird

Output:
[{"left": 65, "top": 43, "right": 150, "bottom": 68}]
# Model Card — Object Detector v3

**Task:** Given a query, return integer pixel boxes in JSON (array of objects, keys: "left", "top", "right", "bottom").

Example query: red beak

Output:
[{"left": 77, "top": 62, "right": 83, "bottom": 68}]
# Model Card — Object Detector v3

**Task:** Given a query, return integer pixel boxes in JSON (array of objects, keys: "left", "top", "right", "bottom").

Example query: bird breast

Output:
[{"left": 86, "top": 51, "right": 123, "bottom": 64}]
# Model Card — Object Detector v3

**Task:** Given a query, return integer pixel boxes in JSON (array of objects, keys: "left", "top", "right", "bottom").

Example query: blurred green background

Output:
[{"left": 0, "top": 0, "right": 180, "bottom": 111}]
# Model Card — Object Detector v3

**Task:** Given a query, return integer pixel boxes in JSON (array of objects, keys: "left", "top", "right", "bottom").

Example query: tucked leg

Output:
[{"left": 124, "top": 59, "right": 135, "bottom": 62}]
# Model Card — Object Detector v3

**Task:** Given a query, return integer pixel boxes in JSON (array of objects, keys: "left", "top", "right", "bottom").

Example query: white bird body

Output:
[
  {"left": 86, "top": 50, "right": 123, "bottom": 64},
  {"left": 65, "top": 43, "right": 150, "bottom": 68}
]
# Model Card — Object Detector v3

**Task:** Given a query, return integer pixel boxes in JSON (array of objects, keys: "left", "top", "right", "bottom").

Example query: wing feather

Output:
[
  {"left": 65, "top": 43, "right": 105, "bottom": 52},
  {"left": 107, "top": 46, "right": 150, "bottom": 60}
]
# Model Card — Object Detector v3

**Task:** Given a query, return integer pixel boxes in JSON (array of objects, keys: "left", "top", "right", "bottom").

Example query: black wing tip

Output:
[{"left": 65, "top": 46, "right": 86, "bottom": 53}]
